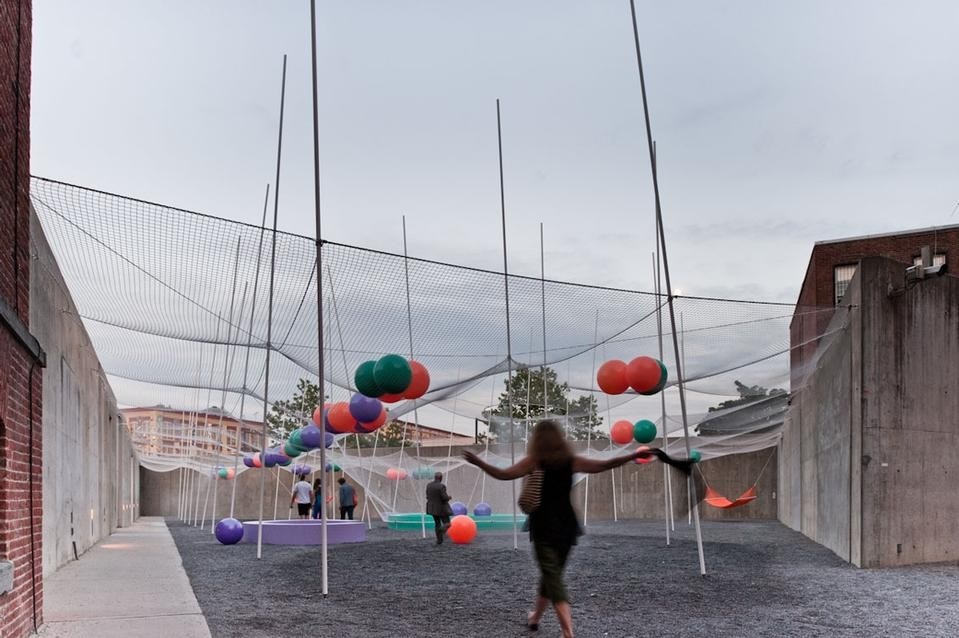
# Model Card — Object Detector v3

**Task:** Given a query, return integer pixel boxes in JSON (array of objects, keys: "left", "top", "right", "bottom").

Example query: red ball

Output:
[
  {"left": 597, "top": 360, "right": 629, "bottom": 394},
  {"left": 627, "top": 356, "right": 662, "bottom": 393},
  {"left": 610, "top": 420, "right": 634, "bottom": 445},
  {"left": 403, "top": 361, "right": 431, "bottom": 400},
  {"left": 379, "top": 392, "right": 405, "bottom": 404},
  {"left": 634, "top": 445, "right": 654, "bottom": 465},
  {"left": 327, "top": 402, "right": 356, "bottom": 434},
  {"left": 447, "top": 514, "right": 478, "bottom": 544},
  {"left": 356, "top": 407, "right": 387, "bottom": 433}
]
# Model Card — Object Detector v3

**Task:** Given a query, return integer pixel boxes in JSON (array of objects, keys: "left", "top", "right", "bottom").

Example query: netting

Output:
[{"left": 31, "top": 176, "right": 844, "bottom": 520}]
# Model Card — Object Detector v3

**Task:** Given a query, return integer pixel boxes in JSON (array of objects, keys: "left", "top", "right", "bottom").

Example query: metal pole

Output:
[
  {"left": 540, "top": 223, "right": 548, "bottom": 416},
  {"left": 583, "top": 310, "right": 599, "bottom": 528},
  {"left": 230, "top": 184, "right": 271, "bottom": 519},
  {"left": 627, "top": 0, "right": 706, "bottom": 574},
  {"left": 257, "top": 53, "right": 287, "bottom": 560},
  {"left": 309, "top": 0, "right": 330, "bottom": 597},
  {"left": 402, "top": 216, "right": 428, "bottom": 539},
  {"left": 654, "top": 252, "right": 673, "bottom": 541},
  {"left": 495, "top": 99, "right": 519, "bottom": 550}
]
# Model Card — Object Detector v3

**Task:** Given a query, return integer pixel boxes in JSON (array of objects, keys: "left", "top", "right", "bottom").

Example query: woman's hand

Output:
[{"left": 462, "top": 450, "right": 481, "bottom": 466}]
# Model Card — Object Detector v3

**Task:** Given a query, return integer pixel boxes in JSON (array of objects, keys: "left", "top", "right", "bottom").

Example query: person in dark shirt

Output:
[
  {"left": 337, "top": 477, "right": 356, "bottom": 520},
  {"left": 464, "top": 420, "right": 650, "bottom": 638}
]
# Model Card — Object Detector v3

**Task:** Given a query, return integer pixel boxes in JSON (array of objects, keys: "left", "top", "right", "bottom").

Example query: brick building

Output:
[
  {"left": 790, "top": 224, "right": 959, "bottom": 385},
  {"left": 0, "top": 2, "right": 45, "bottom": 636},
  {"left": 121, "top": 406, "right": 264, "bottom": 458}
]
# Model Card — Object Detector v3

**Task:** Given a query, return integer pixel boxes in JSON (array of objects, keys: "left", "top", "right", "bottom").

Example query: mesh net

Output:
[{"left": 31, "top": 176, "right": 843, "bottom": 519}]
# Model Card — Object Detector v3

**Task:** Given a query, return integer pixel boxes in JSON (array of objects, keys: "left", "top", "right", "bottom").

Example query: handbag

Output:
[{"left": 517, "top": 468, "right": 543, "bottom": 514}]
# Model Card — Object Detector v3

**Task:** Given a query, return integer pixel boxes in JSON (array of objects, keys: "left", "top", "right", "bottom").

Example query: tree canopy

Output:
[{"left": 707, "top": 380, "right": 787, "bottom": 412}]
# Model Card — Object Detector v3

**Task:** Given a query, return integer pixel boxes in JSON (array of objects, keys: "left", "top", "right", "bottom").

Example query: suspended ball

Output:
[
  {"left": 403, "top": 361, "right": 431, "bottom": 400},
  {"left": 324, "top": 462, "right": 341, "bottom": 473},
  {"left": 473, "top": 502, "right": 492, "bottom": 517},
  {"left": 262, "top": 453, "right": 278, "bottom": 468},
  {"left": 354, "top": 360, "right": 383, "bottom": 398},
  {"left": 216, "top": 467, "right": 228, "bottom": 479},
  {"left": 323, "top": 431, "right": 335, "bottom": 448},
  {"left": 356, "top": 408, "right": 387, "bottom": 433},
  {"left": 215, "top": 517, "right": 244, "bottom": 545},
  {"left": 627, "top": 356, "right": 662, "bottom": 393},
  {"left": 689, "top": 449, "right": 702, "bottom": 463},
  {"left": 300, "top": 424, "right": 324, "bottom": 449},
  {"left": 639, "top": 361, "right": 668, "bottom": 396},
  {"left": 610, "top": 420, "right": 634, "bottom": 445},
  {"left": 634, "top": 445, "right": 654, "bottom": 465},
  {"left": 447, "top": 515, "right": 478, "bottom": 545},
  {"left": 251, "top": 453, "right": 262, "bottom": 468},
  {"left": 386, "top": 468, "right": 407, "bottom": 480},
  {"left": 293, "top": 464, "right": 312, "bottom": 476},
  {"left": 283, "top": 442, "right": 304, "bottom": 458},
  {"left": 226, "top": 468, "right": 236, "bottom": 480},
  {"left": 378, "top": 392, "right": 405, "bottom": 404},
  {"left": 288, "top": 428, "right": 306, "bottom": 449},
  {"left": 451, "top": 501, "right": 467, "bottom": 516},
  {"left": 373, "top": 354, "right": 413, "bottom": 394},
  {"left": 633, "top": 419, "right": 657, "bottom": 444},
  {"left": 327, "top": 402, "right": 357, "bottom": 434},
  {"left": 349, "top": 394, "right": 383, "bottom": 423},
  {"left": 243, "top": 455, "right": 255, "bottom": 468},
  {"left": 386, "top": 468, "right": 397, "bottom": 480},
  {"left": 276, "top": 454, "right": 292, "bottom": 467},
  {"left": 597, "top": 360, "right": 630, "bottom": 394}
]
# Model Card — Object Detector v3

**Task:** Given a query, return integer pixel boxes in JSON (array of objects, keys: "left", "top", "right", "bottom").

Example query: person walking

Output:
[
  {"left": 289, "top": 474, "right": 314, "bottom": 520},
  {"left": 310, "top": 478, "right": 323, "bottom": 520},
  {"left": 463, "top": 419, "right": 654, "bottom": 638},
  {"left": 337, "top": 477, "right": 356, "bottom": 520},
  {"left": 425, "top": 471, "right": 453, "bottom": 545}
]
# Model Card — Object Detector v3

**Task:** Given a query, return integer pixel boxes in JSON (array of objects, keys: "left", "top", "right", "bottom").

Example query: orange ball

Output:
[
  {"left": 357, "top": 408, "right": 387, "bottom": 433},
  {"left": 626, "top": 356, "right": 662, "bottom": 393},
  {"left": 327, "top": 402, "right": 356, "bottom": 434},
  {"left": 597, "top": 360, "right": 629, "bottom": 394},
  {"left": 447, "top": 514, "right": 478, "bottom": 544},
  {"left": 634, "top": 445, "right": 654, "bottom": 465},
  {"left": 610, "top": 420, "right": 634, "bottom": 445},
  {"left": 403, "top": 361, "right": 431, "bottom": 400},
  {"left": 379, "top": 392, "right": 405, "bottom": 403}
]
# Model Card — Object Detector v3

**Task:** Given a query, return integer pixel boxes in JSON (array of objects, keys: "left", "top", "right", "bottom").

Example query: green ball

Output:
[
  {"left": 288, "top": 428, "right": 305, "bottom": 449},
  {"left": 373, "top": 354, "right": 413, "bottom": 394},
  {"left": 689, "top": 449, "right": 702, "bottom": 463},
  {"left": 640, "top": 361, "right": 668, "bottom": 396},
  {"left": 284, "top": 442, "right": 305, "bottom": 458},
  {"left": 217, "top": 467, "right": 228, "bottom": 479},
  {"left": 633, "top": 419, "right": 657, "bottom": 444},
  {"left": 354, "top": 360, "right": 383, "bottom": 397}
]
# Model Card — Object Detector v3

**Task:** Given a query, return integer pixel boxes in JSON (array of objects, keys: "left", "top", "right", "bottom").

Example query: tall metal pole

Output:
[
  {"left": 627, "top": 0, "right": 706, "bottom": 574},
  {"left": 402, "top": 216, "right": 428, "bottom": 539},
  {"left": 256, "top": 53, "right": 287, "bottom": 560},
  {"left": 496, "top": 99, "right": 518, "bottom": 550},
  {"left": 654, "top": 252, "right": 674, "bottom": 541},
  {"left": 540, "top": 223, "right": 548, "bottom": 416},
  {"left": 309, "top": 0, "right": 330, "bottom": 597},
  {"left": 230, "top": 184, "right": 271, "bottom": 519}
]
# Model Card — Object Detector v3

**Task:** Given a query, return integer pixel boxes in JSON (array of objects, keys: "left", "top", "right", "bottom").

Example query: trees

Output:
[
  {"left": 266, "top": 378, "right": 321, "bottom": 443},
  {"left": 486, "top": 367, "right": 604, "bottom": 442},
  {"left": 707, "top": 380, "right": 787, "bottom": 412}
]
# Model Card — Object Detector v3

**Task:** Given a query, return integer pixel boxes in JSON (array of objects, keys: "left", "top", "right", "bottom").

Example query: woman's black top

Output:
[{"left": 528, "top": 458, "right": 582, "bottom": 548}]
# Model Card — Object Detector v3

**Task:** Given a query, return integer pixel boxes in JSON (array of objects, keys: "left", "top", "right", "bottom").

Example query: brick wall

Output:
[{"left": 0, "top": 1, "right": 42, "bottom": 637}]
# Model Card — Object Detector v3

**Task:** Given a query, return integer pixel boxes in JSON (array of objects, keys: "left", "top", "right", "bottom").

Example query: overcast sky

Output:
[{"left": 31, "top": 0, "right": 959, "bottom": 303}]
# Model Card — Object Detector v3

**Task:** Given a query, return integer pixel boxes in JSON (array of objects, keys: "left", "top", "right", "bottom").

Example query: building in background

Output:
[{"left": 122, "top": 406, "right": 264, "bottom": 458}]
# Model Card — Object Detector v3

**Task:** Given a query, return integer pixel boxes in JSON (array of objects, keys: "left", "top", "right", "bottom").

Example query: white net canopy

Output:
[{"left": 31, "top": 177, "right": 845, "bottom": 518}]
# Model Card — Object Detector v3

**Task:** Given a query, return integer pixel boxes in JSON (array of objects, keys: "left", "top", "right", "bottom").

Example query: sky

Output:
[{"left": 28, "top": 1, "right": 959, "bottom": 435}]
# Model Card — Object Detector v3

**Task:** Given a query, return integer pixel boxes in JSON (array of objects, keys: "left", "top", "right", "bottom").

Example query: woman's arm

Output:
[
  {"left": 462, "top": 450, "right": 535, "bottom": 480},
  {"left": 572, "top": 448, "right": 651, "bottom": 474}
]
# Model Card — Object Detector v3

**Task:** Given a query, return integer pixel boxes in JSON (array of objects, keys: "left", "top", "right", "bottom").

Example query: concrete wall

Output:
[
  {"left": 781, "top": 257, "right": 959, "bottom": 567},
  {"left": 30, "top": 208, "right": 140, "bottom": 578},
  {"left": 142, "top": 441, "right": 778, "bottom": 523}
]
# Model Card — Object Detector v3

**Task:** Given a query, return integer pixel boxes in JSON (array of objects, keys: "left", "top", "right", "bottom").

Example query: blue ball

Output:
[
  {"left": 473, "top": 502, "right": 492, "bottom": 517},
  {"left": 215, "top": 517, "right": 244, "bottom": 545},
  {"left": 451, "top": 501, "right": 467, "bottom": 516},
  {"left": 300, "top": 424, "right": 324, "bottom": 449},
  {"left": 348, "top": 393, "right": 383, "bottom": 423}
]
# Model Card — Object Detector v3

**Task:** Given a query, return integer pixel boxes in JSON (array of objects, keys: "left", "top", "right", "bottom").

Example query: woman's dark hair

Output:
[
  {"left": 313, "top": 479, "right": 321, "bottom": 488},
  {"left": 337, "top": 477, "right": 346, "bottom": 485},
  {"left": 527, "top": 420, "right": 573, "bottom": 466}
]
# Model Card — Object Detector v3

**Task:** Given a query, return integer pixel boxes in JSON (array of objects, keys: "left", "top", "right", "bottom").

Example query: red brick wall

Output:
[
  {"left": 0, "top": 1, "right": 42, "bottom": 636},
  {"left": 791, "top": 228, "right": 959, "bottom": 387}
]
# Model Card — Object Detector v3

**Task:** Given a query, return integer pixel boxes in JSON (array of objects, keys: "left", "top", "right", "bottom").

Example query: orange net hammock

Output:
[{"left": 703, "top": 485, "right": 758, "bottom": 509}]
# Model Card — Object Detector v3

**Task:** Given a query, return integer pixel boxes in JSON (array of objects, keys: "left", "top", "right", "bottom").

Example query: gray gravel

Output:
[{"left": 168, "top": 519, "right": 959, "bottom": 637}]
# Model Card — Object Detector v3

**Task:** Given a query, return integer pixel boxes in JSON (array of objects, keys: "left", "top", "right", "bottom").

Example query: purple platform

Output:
[{"left": 240, "top": 519, "right": 366, "bottom": 545}]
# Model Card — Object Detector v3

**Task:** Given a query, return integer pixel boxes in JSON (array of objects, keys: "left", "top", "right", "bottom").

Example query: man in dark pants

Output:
[{"left": 425, "top": 472, "right": 453, "bottom": 545}]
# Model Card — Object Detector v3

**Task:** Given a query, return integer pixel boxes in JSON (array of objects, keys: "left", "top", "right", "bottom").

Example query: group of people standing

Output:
[{"left": 290, "top": 475, "right": 356, "bottom": 521}]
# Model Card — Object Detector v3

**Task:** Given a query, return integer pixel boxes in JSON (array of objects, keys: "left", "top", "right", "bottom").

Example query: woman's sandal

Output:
[{"left": 526, "top": 611, "right": 539, "bottom": 631}]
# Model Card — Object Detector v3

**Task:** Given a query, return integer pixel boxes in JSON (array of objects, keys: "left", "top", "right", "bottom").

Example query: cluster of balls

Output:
[
  {"left": 354, "top": 355, "right": 431, "bottom": 403},
  {"left": 596, "top": 355, "right": 668, "bottom": 396},
  {"left": 451, "top": 501, "right": 492, "bottom": 517},
  {"left": 292, "top": 464, "right": 312, "bottom": 476},
  {"left": 213, "top": 466, "right": 236, "bottom": 480}
]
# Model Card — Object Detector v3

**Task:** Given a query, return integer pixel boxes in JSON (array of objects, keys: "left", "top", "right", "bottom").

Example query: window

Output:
[
  {"left": 912, "top": 254, "right": 946, "bottom": 267},
  {"left": 834, "top": 264, "right": 858, "bottom": 305}
]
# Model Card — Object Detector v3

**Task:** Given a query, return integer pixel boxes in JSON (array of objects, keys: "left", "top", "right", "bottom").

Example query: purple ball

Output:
[
  {"left": 293, "top": 464, "right": 312, "bottom": 476},
  {"left": 473, "top": 502, "right": 492, "bottom": 517},
  {"left": 215, "top": 517, "right": 244, "bottom": 545},
  {"left": 324, "top": 432, "right": 335, "bottom": 448},
  {"left": 242, "top": 456, "right": 255, "bottom": 468},
  {"left": 349, "top": 394, "right": 383, "bottom": 424},
  {"left": 451, "top": 501, "right": 467, "bottom": 516},
  {"left": 300, "top": 424, "right": 323, "bottom": 449}
]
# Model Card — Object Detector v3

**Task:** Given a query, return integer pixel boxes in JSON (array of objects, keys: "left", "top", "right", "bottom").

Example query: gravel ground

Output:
[{"left": 169, "top": 519, "right": 959, "bottom": 637}]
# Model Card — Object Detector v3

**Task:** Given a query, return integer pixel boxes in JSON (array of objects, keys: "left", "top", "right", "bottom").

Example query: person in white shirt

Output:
[{"left": 289, "top": 476, "right": 314, "bottom": 519}]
